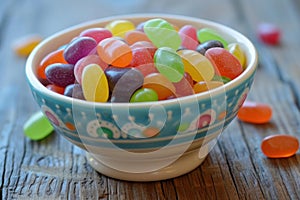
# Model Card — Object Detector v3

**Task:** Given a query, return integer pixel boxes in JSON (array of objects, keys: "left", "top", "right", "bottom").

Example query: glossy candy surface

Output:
[
  {"left": 205, "top": 47, "right": 243, "bottom": 80},
  {"left": 79, "top": 28, "right": 112, "bottom": 43},
  {"left": 257, "top": 23, "right": 281, "bottom": 45},
  {"left": 97, "top": 37, "right": 132, "bottom": 67},
  {"left": 143, "top": 18, "right": 181, "bottom": 50},
  {"left": 130, "top": 88, "right": 158, "bottom": 102},
  {"left": 154, "top": 47, "right": 184, "bottom": 82},
  {"left": 196, "top": 40, "right": 224, "bottom": 55},
  {"left": 45, "top": 63, "right": 75, "bottom": 87},
  {"left": 178, "top": 25, "right": 198, "bottom": 50},
  {"left": 82, "top": 64, "right": 109, "bottom": 102},
  {"left": 237, "top": 101, "right": 272, "bottom": 124},
  {"left": 38, "top": 49, "right": 67, "bottom": 79},
  {"left": 197, "top": 28, "right": 228, "bottom": 47},
  {"left": 23, "top": 111, "right": 54, "bottom": 140},
  {"left": 177, "top": 49, "right": 215, "bottom": 82},
  {"left": 109, "top": 68, "right": 144, "bottom": 102},
  {"left": 105, "top": 19, "right": 135, "bottom": 37},
  {"left": 261, "top": 135, "right": 299, "bottom": 158},
  {"left": 13, "top": 34, "right": 42, "bottom": 57},
  {"left": 143, "top": 73, "right": 175, "bottom": 100},
  {"left": 74, "top": 54, "right": 108, "bottom": 84},
  {"left": 227, "top": 43, "right": 246, "bottom": 69},
  {"left": 63, "top": 37, "right": 97, "bottom": 65}
]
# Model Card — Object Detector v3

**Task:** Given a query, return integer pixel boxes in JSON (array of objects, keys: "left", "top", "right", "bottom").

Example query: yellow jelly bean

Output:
[
  {"left": 12, "top": 34, "right": 42, "bottom": 57},
  {"left": 82, "top": 64, "right": 109, "bottom": 102},
  {"left": 227, "top": 43, "right": 246, "bottom": 69},
  {"left": 105, "top": 20, "right": 135, "bottom": 38},
  {"left": 177, "top": 49, "right": 215, "bottom": 82}
]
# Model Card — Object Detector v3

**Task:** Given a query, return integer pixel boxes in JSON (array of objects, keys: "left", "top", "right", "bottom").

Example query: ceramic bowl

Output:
[{"left": 25, "top": 14, "right": 257, "bottom": 181}]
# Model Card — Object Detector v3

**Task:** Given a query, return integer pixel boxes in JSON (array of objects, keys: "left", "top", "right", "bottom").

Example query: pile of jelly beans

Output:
[{"left": 38, "top": 18, "right": 247, "bottom": 103}]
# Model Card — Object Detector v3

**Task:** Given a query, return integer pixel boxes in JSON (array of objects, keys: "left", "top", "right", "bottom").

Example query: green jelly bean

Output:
[
  {"left": 154, "top": 47, "right": 184, "bottom": 83},
  {"left": 23, "top": 111, "right": 54, "bottom": 140},
  {"left": 197, "top": 28, "right": 228, "bottom": 47},
  {"left": 130, "top": 88, "right": 158, "bottom": 102},
  {"left": 212, "top": 75, "right": 231, "bottom": 83},
  {"left": 143, "top": 18, "right": 181, "bottom": 50}
]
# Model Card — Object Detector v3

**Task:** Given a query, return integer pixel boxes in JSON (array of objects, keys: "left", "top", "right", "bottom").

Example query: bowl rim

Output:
[{"left": 25, "top": 13, "right": 258, "bottom": 109}]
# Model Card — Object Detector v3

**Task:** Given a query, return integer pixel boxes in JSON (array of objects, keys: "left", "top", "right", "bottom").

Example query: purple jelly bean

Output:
[
  {"left": 45, "top": 63, "right": 75, "bottom": 87},
  {"left": 105, "top": 67, "right": 144, "bottom": 102},
  {"left": 63, "top": 37, "right": 97, "bottom": 65},
  {"left": 196, "top": 40, "right": 224, "bottom": 55},
  {"left": 64, "top": 84, "right": 85, "bottom": 100}
]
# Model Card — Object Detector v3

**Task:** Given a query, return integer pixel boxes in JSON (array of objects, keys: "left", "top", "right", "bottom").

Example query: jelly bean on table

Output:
[
  {"left": 261, "top": 134, "right": 299, "bottom": 158},
  {"left": 237, "top": 101, "right": 272, "bottom": 124},
  {"left": 257, "top": 22, "right": 281, "bottom": 45},
  {"left": 12, "top": 34, "right": 43, "bottom": 57}
]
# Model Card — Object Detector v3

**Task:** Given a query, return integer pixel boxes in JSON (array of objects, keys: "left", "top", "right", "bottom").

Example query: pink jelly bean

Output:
[
  {"left": 74, "top": 54, "right": 108, "bottom": 84},
  {"left": 257, "top": 23, "right": 281, "bottom": 45},
  {"left": 173, "top": 73, "right": 195, "bottom": 97},
  {"left": 178, "top": 25, "right": 199, "bottom": 50},
  {"left": 79, "top": 28, "right": 112, "bottom": 43},
  {"left": 63, "top": 37, "right": 97, "bottom": 65},
  {"left": 130, "top": 41, "right": 156, "bottom": 67}
]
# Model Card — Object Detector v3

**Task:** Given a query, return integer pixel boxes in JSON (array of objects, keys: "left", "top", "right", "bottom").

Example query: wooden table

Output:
[{"left": 1, "top": 0, "right": 300, "bottom": 199}]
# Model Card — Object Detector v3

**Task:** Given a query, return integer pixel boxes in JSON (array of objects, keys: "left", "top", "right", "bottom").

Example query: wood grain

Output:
[{"left": 1, "top": 0, "right": 300, "bottom": 199}]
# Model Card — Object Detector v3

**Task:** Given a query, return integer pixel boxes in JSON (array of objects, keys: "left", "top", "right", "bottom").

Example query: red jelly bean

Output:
[
  {"left": 237, "top": 101, "right": 272, "bottom": 124},
  {"left": 205, "top": 47, "right": 243, "bottom": 80},
  {"left": 79, "top": 28, "right": 112, "bottom": 43},
  {"left": 178, "top": 25, "right": 198, "bottom": 50},
  {"left": 130, "top": 41, "right": 156, "bottom": 68},
  {"left": 46, "top": 84, "right": 65, "bottom": 94},
  {"left": 257, "top": 23, "right": 281, "bottom": 45},
  {"left": 261, "top": 134, "right": 299, "bottom": 158}
]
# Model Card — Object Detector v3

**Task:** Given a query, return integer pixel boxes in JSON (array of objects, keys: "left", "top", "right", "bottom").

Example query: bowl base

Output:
[{"left": 86, "top": 144, "right": 210, "bottom": 182}]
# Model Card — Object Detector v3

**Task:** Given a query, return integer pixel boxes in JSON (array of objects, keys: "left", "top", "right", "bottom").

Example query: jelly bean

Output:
[
  {"left": 124, "top": 30, "right": 151, "bottom": 45},
  {"left": 261, "top": 134, "right": 299, "bottom": 158},
  {"left": 178, "top": 25, "right": 198, "bottom": 50},
  {"left": 105, "top": 66, "right": 132, "bottom": 92},
  {"left": 197, "top": 28, "right": 228, "bottom": 47},
  {"left": 82, "top": 64, "right": 109, "bottom": 102},
  {"left": 74, "top": 54, "right": 108, "bottom": 84},
  {"left": 154, "top": 47, "right": 184, "bottom": 83},
  {"left": 173, "top": 73, "right": 195, "bottom": 97},
  {"left": 143, "top": 18, "right": 181, "bottom": 50},
  {"left": 105, "top": 20, "right": 135, "bottom": 37},
  {"left": 143, "top": 73, "right": 176, "bottom": 100},
  {"left": 227, "top": 43, "right": 246, "bottom": 69},
  {"left": 46, "top": 84, "right": 65, "bottom": 94},
  {"left": 130, "top": 41, "right": 156, "bottom": 68},
  {"left": 64, "top": 84, "right": 85, "bottom": 100},
  {"left": 130, "top": 88, "right": 158, "bottom": 102},
  {"left": 23, "top": 111, "right": 54, "bottom": 140},
  {"left": 177, "top": 49, "right": 215, "bottom": 82},
  {"left": 12, "top": 34, "right": 42, "bottom": 57},
  {"left": 109, "top": 68, "right": 144, "bottom": 102},
  {"left": 212, "top": 75, "right": 231, "bottom": 83},
  {"left": 205, "top": 47, "right": 243, "bottom": 80},
  {"left": 64, "top": 37, "right": 97, "bottom": 65},
  {"left": 37, "top": 49, "right": 67, "bottom": 79},
  {"left": 79, "top": 27, "right": 112, "bottom": 43},
  {"left": 135, "top": 63, "right": 158, "bottom": 77},
  {"left": 97, "top": 37, "right": 132, "bottom": 67},
  {"left": 237, "top": 101, "right": 272, "bottom": 124},
  {"left": 193, "top": 81, "right": 224, "bottom": 94},
  {"left": 196, "top": 40, "right": 224, "bottom": 55},
  {"left": 45, "top": 63, "right": 75, "bottom": 87},
  {"left": 257, "top": 23, "right": 281, "bottom": 45}
]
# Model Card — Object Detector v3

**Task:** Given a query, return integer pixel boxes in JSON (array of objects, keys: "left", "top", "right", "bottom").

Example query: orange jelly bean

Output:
[
  {"left": 38, "top": 49, "right": 67, "bottom": 79},
  {"left": 237, "top": 101, "right": 272, "bottom": 124},
  {"left": 97, "top": 38, "right": 132, "bottom": 67},
  {"left": 261, "top": 134, "right": 299, "bottom": 158},
  {"left": 124, "top": 30, "right": 151, "bottom": 45},
  {"left": 143, "top": 73, "right": 175, "bottom": 100}
]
